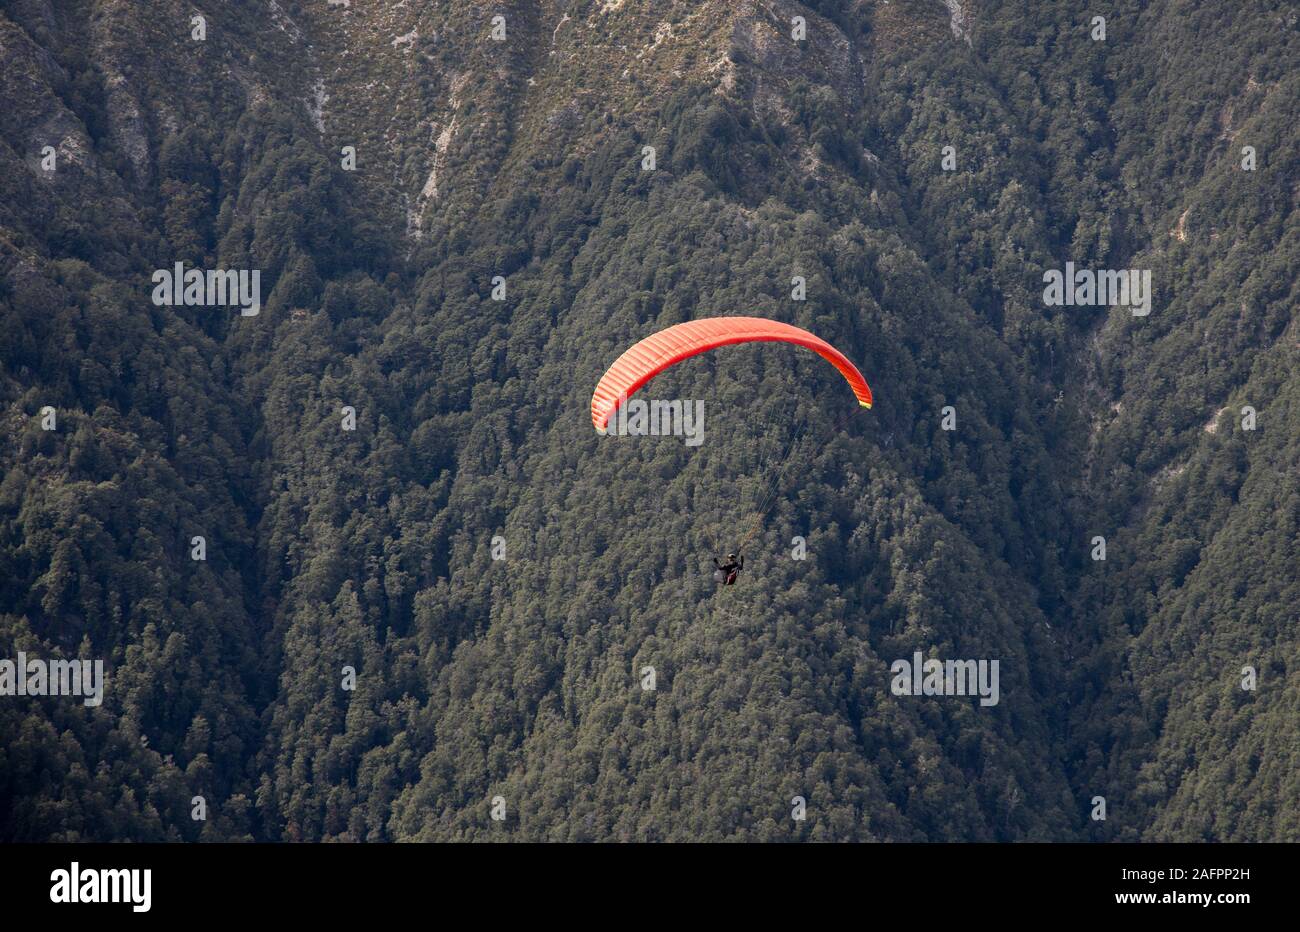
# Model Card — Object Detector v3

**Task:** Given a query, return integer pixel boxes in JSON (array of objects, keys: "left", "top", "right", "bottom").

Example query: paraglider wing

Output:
[{"left": 590, "top": 316, "right": 872, "bottom": 430}]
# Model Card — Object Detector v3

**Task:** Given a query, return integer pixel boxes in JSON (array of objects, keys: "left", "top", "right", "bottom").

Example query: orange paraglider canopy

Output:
[{"left": 591, "top": 316, "right": 872, "bottom": 430}]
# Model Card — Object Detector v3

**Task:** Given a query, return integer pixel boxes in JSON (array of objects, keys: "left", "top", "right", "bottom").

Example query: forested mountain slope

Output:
[{"left": 0, "top": 0, "right": 1295, "bottom": 841}]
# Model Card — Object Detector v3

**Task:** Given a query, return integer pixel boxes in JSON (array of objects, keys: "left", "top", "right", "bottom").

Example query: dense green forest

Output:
[{"left": 0, "top": 0, "right": 1296, "bottom": 841}]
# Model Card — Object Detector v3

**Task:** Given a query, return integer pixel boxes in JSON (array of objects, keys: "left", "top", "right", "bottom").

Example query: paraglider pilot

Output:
[{"left": 713, "top": 553, "right": 743, "bottom": 586}]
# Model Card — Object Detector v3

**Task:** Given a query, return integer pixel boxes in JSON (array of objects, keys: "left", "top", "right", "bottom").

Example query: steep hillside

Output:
[{"left": 0, "top": 0, "right": 1295, "bottom": 841}]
